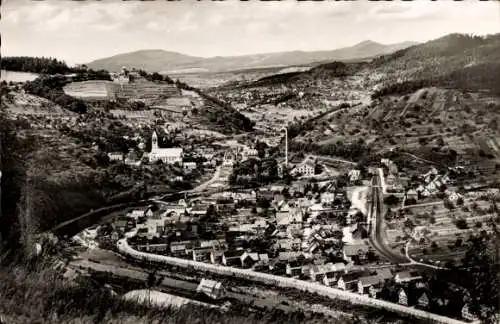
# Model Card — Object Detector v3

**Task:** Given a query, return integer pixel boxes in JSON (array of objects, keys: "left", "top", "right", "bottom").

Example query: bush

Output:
[
  {"left": 383, "top": 195, "right": 400, "bottom": 206},
  {"left": 455, "top": 218, "right": 468, "bottom": 230}
]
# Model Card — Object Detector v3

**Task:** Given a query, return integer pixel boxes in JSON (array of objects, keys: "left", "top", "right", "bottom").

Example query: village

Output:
[
  {"left": 3, "top": 62, "right": 498, "bottom": 323},
  {"left": 70, "top": 130, "right": 499, "bottom": 322}
]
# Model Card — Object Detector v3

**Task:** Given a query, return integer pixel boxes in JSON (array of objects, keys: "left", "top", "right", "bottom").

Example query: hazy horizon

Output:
[{"left": 2, "top": 0, "right": 499, "bottom": 65}]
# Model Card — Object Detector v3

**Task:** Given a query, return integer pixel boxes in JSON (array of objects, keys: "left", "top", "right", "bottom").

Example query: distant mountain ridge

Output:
[
  {"left": 372, "top": 33, "right": 500, "bottom": 81},
  {"left": 86, "top": 40, "right": 419, "bottom": 73}
]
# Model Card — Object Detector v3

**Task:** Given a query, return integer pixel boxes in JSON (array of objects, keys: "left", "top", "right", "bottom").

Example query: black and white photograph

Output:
[{"left": 0, "top": 0, "right": 499, "bottom": 323}]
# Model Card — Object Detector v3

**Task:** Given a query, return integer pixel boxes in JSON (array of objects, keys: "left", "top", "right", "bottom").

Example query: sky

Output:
[{"left": 1, "top": 0, "right": 499, "bottom": 65}]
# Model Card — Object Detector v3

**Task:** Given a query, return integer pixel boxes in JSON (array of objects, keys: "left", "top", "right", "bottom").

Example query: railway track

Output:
[{"left": 367, "top": 174, "right": 408, "bottom": 264}]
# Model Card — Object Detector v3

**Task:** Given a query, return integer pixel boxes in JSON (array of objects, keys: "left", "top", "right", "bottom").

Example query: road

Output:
[
  {"left": 117, "top": 240, "right": 468, "bottom": 324},
  {"left": 308, "top": 154, "right": 357, "bottom": 166},
  {"left": 367, "top": 173, "right": 409, "bottom": 264},
  {"left": 404, "top": 241, "right": 448, "bottom": 270},
  {"left": 156, "top": 165, "right": 227, "bottom": 200},
  {"left": 397, "top": 201, "right": 442, "bottom": 210},
  {"left": 191, "top": 165, "right": 224, "bottom": 193}
]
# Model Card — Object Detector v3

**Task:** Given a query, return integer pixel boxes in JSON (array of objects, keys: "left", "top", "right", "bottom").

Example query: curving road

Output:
[
  {"left": 404, "top": 241, "right": 448, "bottom": 270},
  {"left": 367, "top": 173, "right": 408, "bottom": 264},
  {"left": 366, "top": 172, "right": 451, "bottom": 269}
]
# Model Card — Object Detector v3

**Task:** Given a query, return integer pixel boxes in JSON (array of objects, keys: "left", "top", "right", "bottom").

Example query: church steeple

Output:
[{"left": 152, "top": 131, "right": 158, "bottom": 150}]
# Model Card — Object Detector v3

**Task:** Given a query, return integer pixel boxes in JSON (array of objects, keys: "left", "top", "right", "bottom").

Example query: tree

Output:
[
  {"left": 353, "top": 211, "right": 364, "bottom": 223},
  {"left": 257, "top": 197, "right": 270, "bottom": 210},
  {"left": 383, "top": 195, "right": 400, "bottom": 206},
  {"left": 314, "top": 163, "right": 323, "bottom": 175},
  {"left": 206, "top": 204, "right": 217, "bottom": 219},
  {"left": 460, "top": 235, "right": 500, "bottom": 323},
  {"left": 255, "top": 141, "right": 267, "bottom": 159},
  {"left": 455, "top": 218, "right": 468, "bottom": 230},
  {"left": 147, "top": 272, "right": 156, "bottom": 288},
  {"left": 281, "top": 187, "right": 291, "bottom": 199},
  {"left": 151, "top": 72, "right": 163, "bottom": 82},
  {"left": 431, "top": 241, "right": 438, "bottom": 251},
  {"left": 444, "top": 199, "right": 455, "bottom": 210},
  {"left": 404, "top": 218, "right": 415, "bottom": 230},
  {"left": 332, "top": 230, "right": 343, "bottom": 240},
  {"left": 405, "top": 198, "right": 417, "bottom": 206}
]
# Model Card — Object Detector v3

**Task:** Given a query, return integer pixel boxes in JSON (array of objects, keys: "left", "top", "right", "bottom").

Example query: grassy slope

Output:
[{"left": 0, "top": 260, "right": 361, "bottom": 324}]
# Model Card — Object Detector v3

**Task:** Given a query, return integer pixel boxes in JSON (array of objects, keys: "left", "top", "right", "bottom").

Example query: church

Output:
[{"left": 148, "top": 131, "right": 183, "bottom": 165}]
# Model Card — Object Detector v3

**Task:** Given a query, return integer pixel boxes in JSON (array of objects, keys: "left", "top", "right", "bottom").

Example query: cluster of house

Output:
[
  {"left": 381, "top": 159, "right": 405, "bottom": 193},
  {"left": 403, "top": 167, "right": 463, "bottom": 205},
  {"left": 106, "top": 176, "right": 373, "bottom": 269},
  {"left": 284, "top": 260, "right": 478, "bottom": 321}
]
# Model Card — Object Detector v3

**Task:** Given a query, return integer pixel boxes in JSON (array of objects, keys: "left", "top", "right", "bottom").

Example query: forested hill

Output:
[
  {"left": 176, "top": 80, "right": 255, "bottom": 134},
  {"left": 371, "top": 33, "right": 500, "bottom": 81},
  {"left": 244, "top": 61, "right": 363, "bottom": 88},
  {"left": 1, "top": 56, "right": 72, "bottom": 75},
  {"left": 372, "top": 62, "right": 500, "bottom": 99}
]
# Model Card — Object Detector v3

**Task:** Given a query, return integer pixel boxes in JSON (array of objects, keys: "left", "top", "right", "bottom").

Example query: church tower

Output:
[{"left": 151, "top": 131, "right": 158, "bottom": 150}]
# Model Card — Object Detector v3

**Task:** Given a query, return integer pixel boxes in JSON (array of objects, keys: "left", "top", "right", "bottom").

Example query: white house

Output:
[
  {"left": 145, "top": 218, "right": 165, "bottom": 238},
  {"left": 164, "top": 204, "right": 187, "bottom": 217},
  {"left": 310, "top": 263, "right": 345, "bottom": 281},
  {"left": 275, "top": 207, "right": 303, "bottom": 226},
  {"left": 348, "top": 169, "right": 361, "bottom": 182},
  {"left": 183, "top": 162, "right": 197, "bottom": 173},
  {"left": 108, "top": 152, "right": 124, "bottom": 162},
  {"left": 196, "top": 279, "right": 224, "bottom": 299},
  {"left": 148, "top": 131, "right": 183, "bottom": 164},
  {"left": 292, "top": 160, "right": 315, "bottom": 177},
  {"left": 321, "top": 192, "right": 335, "bottom": 204},
  {"left": 394, "top": 271, "right": 423, "bottom": 283}
]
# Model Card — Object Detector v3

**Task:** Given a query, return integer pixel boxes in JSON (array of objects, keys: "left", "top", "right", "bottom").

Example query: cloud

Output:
[
  {"left": 3, "top": 1, "right": 140, "bottom": 32},
  {"left": 374, "top": 5, "right": 412, "bottom": 15},
  {"left": 1, "top": 0, "right": 498, "bottom": 63}
]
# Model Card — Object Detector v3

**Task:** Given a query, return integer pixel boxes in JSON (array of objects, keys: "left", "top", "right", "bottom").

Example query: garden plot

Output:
[{"left": 388, "top": 196, "right": 497, "bottom": 263}]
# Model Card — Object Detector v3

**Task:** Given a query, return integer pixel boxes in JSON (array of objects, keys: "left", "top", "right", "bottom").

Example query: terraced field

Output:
[
  {"left": 3, "top": 92, "right": 75, "bottom": 116},
  {"left": 114, "top": 80, "right": 180, "bottom": 105},
  {"left": 63, "top": 80, "right": 117, "bottom": 101}
]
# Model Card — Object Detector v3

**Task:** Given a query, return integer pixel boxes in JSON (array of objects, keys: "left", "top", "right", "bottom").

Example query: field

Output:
[
  {"left": 2, "top": 92, "right": 75, "bottom": 117},
  {"left": 170, "top": 67, "right": 286, "bottom": 89},
  {"left": 386, "top": 193, "right": 498, "bottom": 265},
  {"left": 115, "top": 80, "right": 181, "bottom": 105},
  {"left": 241, "top": 105, "right": 315, "bottom": 132},
  {"left": 63, "top": 80, "right": 116, "bottom": 101}
]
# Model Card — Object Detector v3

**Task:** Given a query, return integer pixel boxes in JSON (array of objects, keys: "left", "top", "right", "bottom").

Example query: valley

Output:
[{"left": 1, "top": 32, "right": 499, "bottom": 324}]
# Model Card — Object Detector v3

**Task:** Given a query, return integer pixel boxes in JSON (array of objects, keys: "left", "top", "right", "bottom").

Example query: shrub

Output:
[
  {"left": 455, "top": 218, "right": 468, "bottom": 230},
  {"left": 383, "top": 195, "right": 400, "bottom": 206}
]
